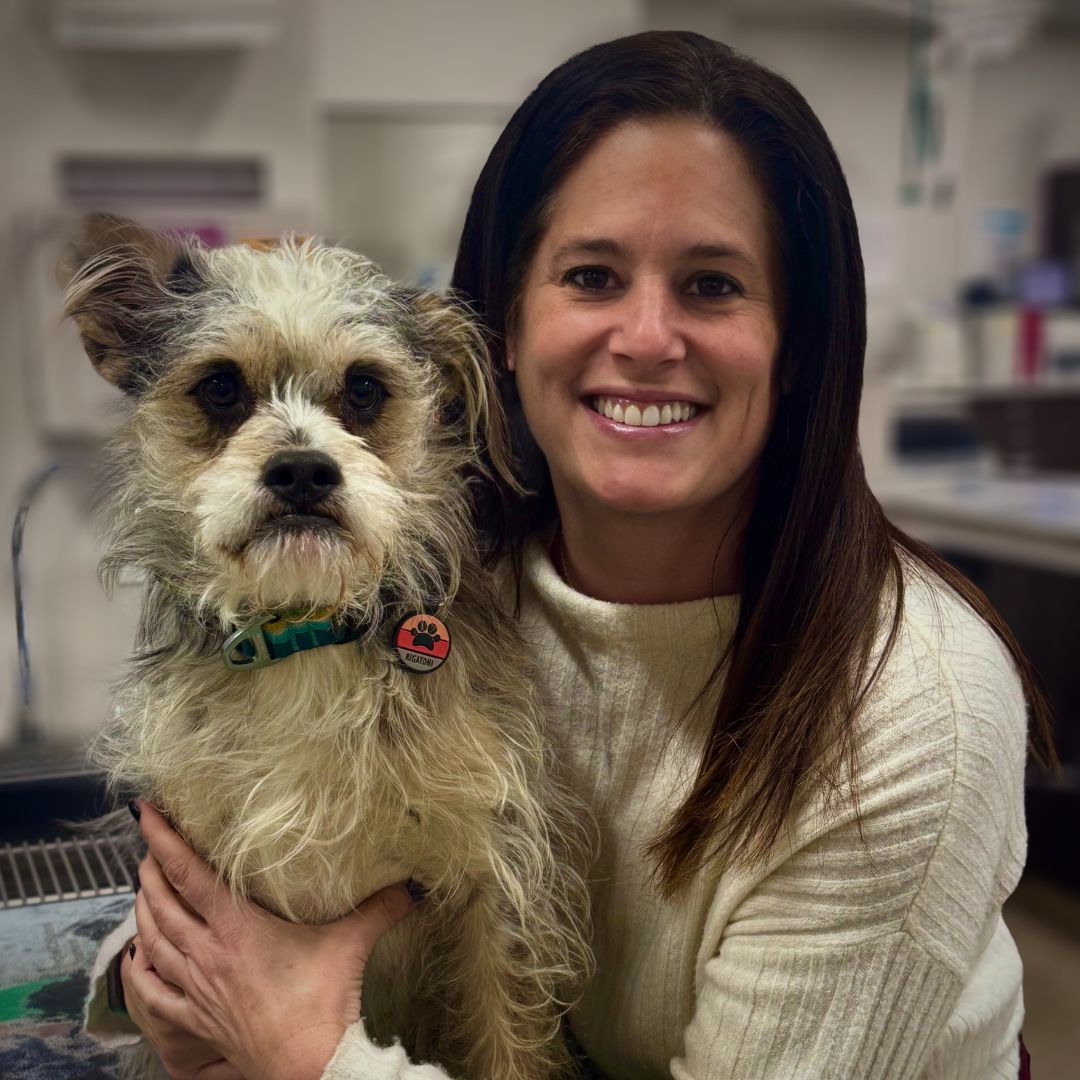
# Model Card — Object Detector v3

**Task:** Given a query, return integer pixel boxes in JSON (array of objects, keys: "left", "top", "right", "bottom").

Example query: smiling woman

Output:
[
  {"left": 507, "top": 118, "right": 780, "bottom": 601},
  {"left": 448, "top": 28, "right": 1054, "bottom": 1080}
]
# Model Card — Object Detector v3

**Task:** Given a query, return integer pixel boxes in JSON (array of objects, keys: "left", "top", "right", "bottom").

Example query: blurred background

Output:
[{"left": 0, "top": 0, "right": 1077, "bottom": 1072}]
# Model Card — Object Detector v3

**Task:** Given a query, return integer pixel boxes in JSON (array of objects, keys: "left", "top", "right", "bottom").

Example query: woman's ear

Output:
[{"left": 505, "top": 335, "right": 516, "bottom": 372}]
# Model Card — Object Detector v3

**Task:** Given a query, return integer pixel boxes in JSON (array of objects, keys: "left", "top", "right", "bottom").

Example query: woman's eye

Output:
[
  {"left": 687, "top": 274, "right": 738, "bottom": 298},
  {"left": 566, "top": 266, "right": 616, "bottom": 291},
  {"left": 346, "top": 373, "right": 386, "bottom": 416},
  {"left": 197, "top": 370, "right": 241, "bottom": 410}
]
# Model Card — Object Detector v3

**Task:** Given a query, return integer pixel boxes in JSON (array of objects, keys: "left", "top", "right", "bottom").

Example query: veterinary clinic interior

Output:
[{"left": 1, "top": 0, "right": 1078, "bottom": 1074}]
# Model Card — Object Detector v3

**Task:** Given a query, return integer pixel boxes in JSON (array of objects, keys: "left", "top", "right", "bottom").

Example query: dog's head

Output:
[{"left": 60, "top": 214, "right": 513, "bottom": 625}]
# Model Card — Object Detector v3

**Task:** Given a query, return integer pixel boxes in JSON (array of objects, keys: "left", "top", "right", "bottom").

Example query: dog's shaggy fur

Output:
[{"left": 61, "top": 215, "right": 593, "bottom": 1080}]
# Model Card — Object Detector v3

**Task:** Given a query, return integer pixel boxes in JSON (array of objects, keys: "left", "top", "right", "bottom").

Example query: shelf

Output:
[
  {"left": 890, "top": 377, "right": 1080, "bottom": 405},
  {"left": 875, "top": 467, "right": 1080, "bottom": 576}
]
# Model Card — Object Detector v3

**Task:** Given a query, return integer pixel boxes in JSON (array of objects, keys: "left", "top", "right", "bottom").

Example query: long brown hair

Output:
[{"left": 451, "top": 30, "right": 1056, "bottom": 896}]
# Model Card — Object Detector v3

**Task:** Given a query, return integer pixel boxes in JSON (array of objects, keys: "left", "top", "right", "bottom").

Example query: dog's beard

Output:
[
  {"left": 190, "top": 506, "right": 396, "bottom": 624},
  {"left": 227, "top": 522, "right": 371, "bottom": 614},
  {"left": 187, "top": 481, "right": 406, "bottom": 626}
]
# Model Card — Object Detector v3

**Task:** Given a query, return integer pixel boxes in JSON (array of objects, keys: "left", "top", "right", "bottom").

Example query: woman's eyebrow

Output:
[
  {"left": 549, "top": 237, "right": 623, "bottom": 263},
  {"left": 550, "top": 237, "right": 759, "bottom": 271},
  {"left": 684, "top": 242, "right": 759, "bottom": 270}
]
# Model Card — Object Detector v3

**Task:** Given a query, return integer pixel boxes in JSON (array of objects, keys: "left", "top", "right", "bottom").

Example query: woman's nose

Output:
[{"left": 608, "top": 278, "right": 687, "bottom": 367}]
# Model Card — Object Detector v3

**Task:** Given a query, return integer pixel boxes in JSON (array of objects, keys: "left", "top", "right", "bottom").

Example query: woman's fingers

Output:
[
  {"left": 117, "top": 882, "right": 418, "bottom": 1078},
  {"left": 127, "top": 932, "right": 192, "bottom": 1032},
  {"left": 134, "top": 887, "right": 191, "bottom": 990},
  {"left": 124, "top": 937, "right": 241, "bottom": 1079},
  {"left": 138, "top": 850, "right": 207, "bottom": 953},
  {"left": 137, "top": 802, "right": 221, "bottom": 921}
]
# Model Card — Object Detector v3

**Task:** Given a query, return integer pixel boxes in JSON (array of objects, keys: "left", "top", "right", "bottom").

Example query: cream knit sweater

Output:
[{"left": 86, "top": 541, "right": 1029, "bottom": 1079}]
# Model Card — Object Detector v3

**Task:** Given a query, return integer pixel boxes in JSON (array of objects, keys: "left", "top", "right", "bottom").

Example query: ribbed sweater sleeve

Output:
[
  {"left": 677, "top": 934, "right": 960, "bottom": 1079},
  {"left": 671, "top": 605, "right": 1028, "bottom": 1080}
]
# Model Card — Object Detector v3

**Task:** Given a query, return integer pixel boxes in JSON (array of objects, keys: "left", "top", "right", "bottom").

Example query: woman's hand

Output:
[
  {"left": 121, "top": 941, "right": 242, "bottom": 1079},
  {"left": 127, "top": 801, "right": 419, "bottom": 1080}
]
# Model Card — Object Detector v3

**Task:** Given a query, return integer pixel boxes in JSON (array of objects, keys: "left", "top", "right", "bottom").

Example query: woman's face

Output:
[{"left": 508, "top": 117, "right": 782, "bottom": 525}]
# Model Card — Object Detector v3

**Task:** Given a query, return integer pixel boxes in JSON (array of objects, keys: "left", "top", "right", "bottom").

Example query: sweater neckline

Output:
[{"left": 522, "top": 538, "right": 740, "bottom": 657}]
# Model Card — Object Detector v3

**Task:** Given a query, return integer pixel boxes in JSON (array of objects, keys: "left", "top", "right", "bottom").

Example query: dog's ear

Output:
[
  {"left": 58, "top": 213, "right": 204, "bottom": 395},
  {"left": 406, "top": 290, "right": 523, "bottom": 494}
]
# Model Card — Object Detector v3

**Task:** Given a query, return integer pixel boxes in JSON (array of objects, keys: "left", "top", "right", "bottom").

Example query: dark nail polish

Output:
[
  {"left": 404, "top": 878, "right": 428, "bottom": 904},
  {"left": 127, "top": 800, "right": 141, "bottom": 822},
  {"left": 128, "top": 941, "right": 136, "bottom": 960}
]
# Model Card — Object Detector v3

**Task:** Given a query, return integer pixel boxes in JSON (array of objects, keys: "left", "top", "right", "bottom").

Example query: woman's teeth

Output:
[{"left": 591, "top": 397, "right": 699, "bottom": 427}]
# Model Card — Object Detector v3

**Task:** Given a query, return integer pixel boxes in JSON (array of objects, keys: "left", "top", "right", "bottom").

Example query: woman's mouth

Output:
[{"left": 589, "top": 396, "right": 700, "bottom": 427}]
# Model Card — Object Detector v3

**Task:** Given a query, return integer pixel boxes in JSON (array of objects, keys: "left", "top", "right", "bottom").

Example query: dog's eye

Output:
[
  {"left": 345, "top": 373, "right": 385, "bottom": 416},
  {"left": 197, "top": 371, "right": 241, "bottom": 411}
]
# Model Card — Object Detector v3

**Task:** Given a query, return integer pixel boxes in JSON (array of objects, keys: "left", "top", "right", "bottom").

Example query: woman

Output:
[{"left": 87, "top": 31, "right": 1052, "bottom": 1079}]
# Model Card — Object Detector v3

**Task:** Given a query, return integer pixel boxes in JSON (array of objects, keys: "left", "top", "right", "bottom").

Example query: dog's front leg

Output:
[{"left": 429, "top": 884, "right": 577, "bottom": 1080}]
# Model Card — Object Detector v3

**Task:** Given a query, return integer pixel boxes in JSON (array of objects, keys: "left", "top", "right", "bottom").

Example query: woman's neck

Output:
[{"left": 553, "top": 494, "right": 748, "bottom": 605}]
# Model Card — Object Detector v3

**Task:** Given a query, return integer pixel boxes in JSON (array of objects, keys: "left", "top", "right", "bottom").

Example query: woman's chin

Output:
[
  {"left": 575, "top": 476, "right": 699, "bottom": 518},
  {"left": 563, "top": 461, "right": 750, "bottom": 521}
]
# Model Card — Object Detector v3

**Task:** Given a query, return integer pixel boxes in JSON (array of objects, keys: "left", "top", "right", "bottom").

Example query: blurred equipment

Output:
[
  {"left": 970, "top": 386, "right": 1080, "bottom": 474},
  {"left": 1043, "top": 164, "right": 1080, "bottom": 278},
  {"left": 869, "top": 0, "right": 1053, "bottom": 205},
  {"left": 60, "top": 156, "right": 264, "bottom": 209},
  {"left": 856, "top": 0, "right": 1050, "bottom": 45},
  {"left": 48, "top": 0, "right": 281, "bottom": 50},
  {"left": 10, "top": 465, "right": 60, "bottom": 747}
]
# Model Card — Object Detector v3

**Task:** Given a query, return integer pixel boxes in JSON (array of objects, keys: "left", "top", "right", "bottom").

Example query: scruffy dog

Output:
[{"left": 60, "top": 214, "right": 592, "bottom": 1080}]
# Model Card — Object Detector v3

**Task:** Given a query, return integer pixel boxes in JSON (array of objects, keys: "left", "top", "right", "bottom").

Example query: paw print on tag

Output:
[
  {"left": 407, "top": 620, "right": 443, "bottom": 651},
  {"left": 391, "top": 614, "right": 451, "bottom": 674}
]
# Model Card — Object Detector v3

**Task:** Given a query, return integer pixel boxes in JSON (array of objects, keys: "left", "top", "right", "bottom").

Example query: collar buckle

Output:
[{"left": 222, "top": 617, "right": 281, "bottom": 670}]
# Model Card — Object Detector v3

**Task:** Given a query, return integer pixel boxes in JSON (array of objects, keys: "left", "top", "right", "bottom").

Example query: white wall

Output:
[
  {"left": 960, "top": 35, "right": 1080, "bottom": 267},
  {"left": 318, "top": 0, "right": 645, "bottom": 298},
  {"left": 316, "top": 0, "right": 645, "bottom": 111},
  {"left": 0, "top": 2, "right": 323, "bottom": 218},
  {"left": 327, "top": 116, "right": 505, "bottom": 283}
]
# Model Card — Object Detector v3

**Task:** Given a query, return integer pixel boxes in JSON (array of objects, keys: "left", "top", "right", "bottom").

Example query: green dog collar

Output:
[{"left": 222, "top": 610, "right": 365, "bottom": 670}]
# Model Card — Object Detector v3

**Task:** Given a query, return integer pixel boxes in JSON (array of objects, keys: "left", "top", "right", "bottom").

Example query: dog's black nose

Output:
[{"left": 262, "top": 450, "right": 342, "bottom": 511}]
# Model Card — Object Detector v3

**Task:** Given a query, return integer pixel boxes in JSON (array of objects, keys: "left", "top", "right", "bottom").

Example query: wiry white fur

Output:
[{"left": 61, "top": 218, "right": 592, "bottom": 1080}]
